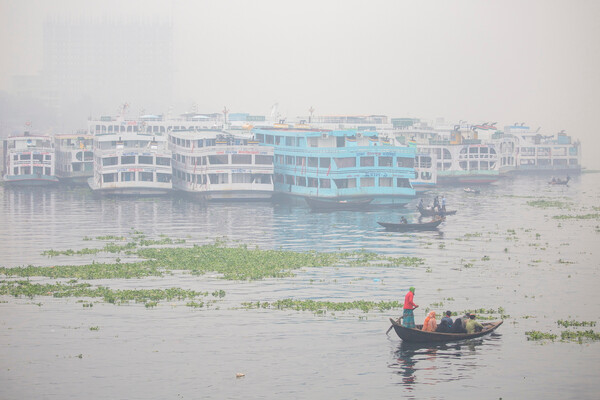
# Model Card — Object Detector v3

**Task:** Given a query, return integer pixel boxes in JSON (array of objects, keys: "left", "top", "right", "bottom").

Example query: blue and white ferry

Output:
[{"left": 252, "top": 125, "right": 416, "bottom": 207}]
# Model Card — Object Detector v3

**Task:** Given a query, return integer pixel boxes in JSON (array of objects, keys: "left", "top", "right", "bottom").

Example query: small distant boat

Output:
[
  {"left": 305, "top": 197, "right": 373, "bottom": 211},
  {"left": 417, "top": 206, "right": 457, "bottom": 217},
  {"left": 389, "top": 318, "right": 503, "bottom": 343},
  {"left": 548, "top": 176, "right": 570, "bottom": 185},
  {"left": 464, "top": 187, "right": 480, "bottom": 194},
  {"left": 377, "top": 218, "right": 443, "bottom": 231}
]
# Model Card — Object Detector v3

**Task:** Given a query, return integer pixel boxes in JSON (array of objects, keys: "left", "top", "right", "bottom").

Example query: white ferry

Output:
[
  {"left": 412, "top": 152, "right": 437, "bottom": 192},
  {"left": 88, "top": 131, "right": 172, "bottom": 195},
  {"left": 2, "top": 132, "right": 59, "bottom": 185},
  {"left": 54, "top": 133, "right": 94, "bottom": 184},
  {"left": 169, "top": 129, "right": 274, "bottom": 200},
  {"left": 492, "top": 125, "right": 581, "bottom": 174}
]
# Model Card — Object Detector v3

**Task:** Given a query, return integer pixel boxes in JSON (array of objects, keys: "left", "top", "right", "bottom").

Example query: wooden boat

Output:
[
  {"left": 377, "top": 218, "right": 443, "bottom": 231},
  {"left": 548, "top": 177, "right": 570, "bottom": 185},
  {"left": 463, "top": 187, "right": 480, "bottom": 194},
  {"left": 305, "top": 197, "right": 373, "bottom": 211},
  {"left": 417, "top": 206, "right": 457, "bottom": 217},
  {"left": 389, "top": 318, "right": 503, "bottom": 343}
]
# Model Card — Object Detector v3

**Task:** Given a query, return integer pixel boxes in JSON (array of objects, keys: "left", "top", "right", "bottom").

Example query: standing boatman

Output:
[{"left": 402, "top": 287, "right": 419, "bottom": 328}]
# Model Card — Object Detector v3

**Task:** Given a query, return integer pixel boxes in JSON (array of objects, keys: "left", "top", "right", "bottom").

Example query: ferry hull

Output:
[
  {"left": 88, "top": 178, "right": 171, "bottom": 196},
  {"left": 2, "top": 175, "right": 59, "bottom": 186}
]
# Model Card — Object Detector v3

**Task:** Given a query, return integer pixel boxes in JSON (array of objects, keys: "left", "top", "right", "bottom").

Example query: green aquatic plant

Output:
[
  {"left": 526, "top": 200, "right": 571, "bottom": 209},
  {"left": 557, "top": 320, "right": 596, "bottom": 328},
  {"left": 552, "top": 213, "right": 600, "bottom": 220},
  {"left": 0, "top": 262, "right": 163, "bottom": 279},
  {"left": 241, "top": 299, "right": 402, "bottom": 313},
  {"left": 560, "top": 330, "right": 600, "bottom": 342},
  {"left": 525, "top": 330, "right": 557, "bottom": 341}
]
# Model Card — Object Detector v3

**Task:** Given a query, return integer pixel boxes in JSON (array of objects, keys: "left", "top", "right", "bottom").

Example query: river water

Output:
[{"left": 1, "top": 174, "right": 599, "bottom": 399}]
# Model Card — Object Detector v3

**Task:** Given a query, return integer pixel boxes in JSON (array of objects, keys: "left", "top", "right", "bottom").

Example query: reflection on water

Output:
[{"left": 389, "top": 334, "right": 503, "bottom": 390}]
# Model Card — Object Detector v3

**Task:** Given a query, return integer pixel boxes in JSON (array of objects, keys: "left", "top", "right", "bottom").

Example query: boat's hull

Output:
[
  {"left": 2, "top": 175, "right": 59, "bottom": 186},
  {"left": 377, "top": 219, "right": 443, "bottom": 231},
  {"left": 390, "top": 319, "right": 503, "bottom": 343}
]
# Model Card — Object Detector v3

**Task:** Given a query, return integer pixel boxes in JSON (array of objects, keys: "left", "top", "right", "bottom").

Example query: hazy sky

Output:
[{"left": 1, "top": 0, "right": 599, "bottom": 167}]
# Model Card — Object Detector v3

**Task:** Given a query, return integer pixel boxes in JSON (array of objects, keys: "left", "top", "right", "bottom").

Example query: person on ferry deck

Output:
[
  {"left": 401, "top": 287, "right": 419, "bottom": 328},
  {"left": 436, "top": 310, "right": 453, "bottom": 332},
  {"left": 422, "top": 311, "right": 437, "bottom": 332}
]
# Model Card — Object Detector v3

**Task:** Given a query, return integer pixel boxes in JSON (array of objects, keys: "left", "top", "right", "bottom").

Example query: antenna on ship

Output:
[
  {"left": 222, "top": 106, "right": 229, "bottom": 125},
  {"left": 308, "top": 106, "right": 315, "bottom": 123}
]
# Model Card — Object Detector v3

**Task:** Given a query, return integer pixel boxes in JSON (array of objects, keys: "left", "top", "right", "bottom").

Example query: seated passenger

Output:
[
  {"left": 465, "top": 314, "right": 484, "bottom": 334},
  {"left": 450, "top": 317, "right": 467, "bottom": 333},
  {"left": 436, "top": 310, "right": 453, "bottom": 333},
  {"left": 400, "top": 216, "right": 408, "bottom": 224},
  {"left": 422, "top": 311, "right": 437, "bottom": 332}
]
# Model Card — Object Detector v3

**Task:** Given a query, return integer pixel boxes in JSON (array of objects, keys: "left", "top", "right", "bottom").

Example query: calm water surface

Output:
[{"left": 1, "top": 174, "right": 599, "bottom": 399}]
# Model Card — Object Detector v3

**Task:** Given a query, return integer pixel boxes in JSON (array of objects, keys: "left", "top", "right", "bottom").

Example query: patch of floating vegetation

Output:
[
  {"left": 552, "top": 213, "right": 600, "bottom": 220},
  {"left": 525, "top": 330, "right": 557, "bottom": 341},
  {"left": 557, "top": 320, "right": 596, "bottom": 328},
  {"left": 525, "top": 320, "right": 600, "bottom": 343},
  {"left": 42, "top": 236, "right": 186, "bottom": 257},
  {"left": 0, "top": 280, "right": 211, "bottom": 306},
  {"left": 8, "top": 238, "right": 425, "bottom": 281},
  {"left": 526, "top": 200, "right": 572, "bottom": 209},
  {"left": 240, "top": 299, "right": 401, "bottom": 313}
]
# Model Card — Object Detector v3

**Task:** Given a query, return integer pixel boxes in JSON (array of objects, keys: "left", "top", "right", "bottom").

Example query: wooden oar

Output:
[{"left": 386, "top": 317, "right": 402, "bottom": 335}]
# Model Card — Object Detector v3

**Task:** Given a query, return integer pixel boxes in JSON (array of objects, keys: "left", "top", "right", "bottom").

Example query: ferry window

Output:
[
  {"left": 84, "top": 151, "right": 93, "bottom": 161},
  {"left": 197, "top": 139, "right": 204, "bottom": 147},
  {"left": 45, "top": 154, "right": 52, "bottom": 161},
  {"left": 13, "top": 167, "right": 18, "bottom": 175},
  {"left": 256, "top": 134, "right": 264, "bottom": 143},
  {"left": 553, "top": 159, "right": 567, "bottom": 166},
  {"left": 209, "top": 173, "right": 228, "bottom": 184},
  {"left": 360, "top": 177, "right": 375, "bottom": 187},
  {"left": 102, "top": 173, "right": 116, "bottom": 183},
  {"left": 285, "top": 137, "right": 294, "bottom": 146},
  {"left": 157, "top": 173, "right": 171, "bottom": 183},
  {"left": 569, "top": 158, "right": 578, "bottom": 165},
  {"left": 443, "top": 149, "right": 451, "bottom": 159},
  {"left": 360, "top": 157, "right": 374, "bottom": 167},
  {"left": 156, "top": 157, "right": 171, "bottom": 166},
  {"left": 320, "top": 157, "right": 331, "bottom": 168},
  {"left": 481, "top": 161, "right": 489, "bottom": 170},
  {"left": 252, "top": 174, "right": 272, "bottom": 184},
  {"left": 420, "top": 172, "right": 432, "bottom": 180},
  {"left": 75, "top": 152, "right": 83, "bottom": 161},
  {"left": 297, "top": 177, "right": 307, "bottom": 187},
  {"left": 307, "top": 177, "right": 318, "bottom": 187},
  {"left": 232, "top": 173, "right": 250, "bottom": 183},
  {"left": 45, "top": 167, "right": 51, "bottom": 175},
  {"left": 296, "top": 157, "right": 306, "bottom": 166},
  {"left": 378, "top": 156, "right": 392, "bottom": 167},
  {"left": 319, "top": 178, "right": 331, "bottom": 188},
  {"left": 265, "top": 135, "right": 274, "bottom": 144},
  {"left": 275, "top": 136, "right": 282, "bottom": 145},
  {"left": 22, "top": 166, "right": 31, "bottom": 175},
  {"left": 285, "top": 175, "right": 295, "bottom": 185},
  {"left": 206, "top": 139, "right": 216, "bottom": 146},
  {"left": 185, "top": 140, "right": 191, "bottom": 148},
  {"left": 469, "top": 147, "right": 478, "bottom": 154},
  {"left": 285, "top": 156, "right": 295, "bottom": 165},
  {"left": 121, "top": 156, "right": 135, "bottom": 164},
  {"left": 397, "top": 158, "right": 414, "bottom": 168},
  {"left": 209, "top": 155, "right": 228, "bottom": 164},
  {"left": 396, "top": 178, "right": 411, "bottom": 188},
  {"left": 334, "top": 157, "right": 356, "bottom": 168},
  {"left": 33, "top": 154, "right": 43, "bottom": 162},
  {"left": 334, "top": 178, "right": 356, "bottom": 188},
  {"left": 232, "top": 154, "right": 252, "bottom": 164},
  {"left": 139, "top": 172, "right": 153, "bottom": 181},
  {"left": 13, "top": 155, "right": 18, "bottom": 160},
  {"left": 336, "top": 136, "right": 345, "bottom": 147},
  {"left": 20, "top": 154, "right": 31, "bottom": 160},
  {"left": 34, "top": 166, "right": 43, "bottom": 175},
  {"left": 121, "top": 172, "right": 135, "bottom": 181},
  {"left": 308, "top": 157, "right": 318, "bottom": 167},
  {"left": 489, "top": 148, "right": 496, "bottom": 155},
  {"left": 459, "top": 161, "right": 467, "bottom": 170},
  {"left": 469, "top": 161, "right": 478, "bottom": 169},
  {"left": 308, "top": 137, "right": 319, "bottom": 147},
  {"left": 139, "top": 156, "right": 153, "bottom": 165},
  {"left": 103, "top": 157, "right": 118, "bottom": 166},
  {"left": 480, "top": 147, "right": 489, "bottom": 154},
  {"left": 380, "top": 177, "right": 393, "bottom": 187},
  {"left": 256, "top": 155, "right": 273, "bottom": 165}
]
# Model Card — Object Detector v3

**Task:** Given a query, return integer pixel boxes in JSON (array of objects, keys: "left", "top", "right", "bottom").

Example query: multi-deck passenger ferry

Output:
[
  {"left": 87, "top": 131, "right": 172, "bottom": 195},
  {"left": 169, "top": 129, "right": 274, "bottom": 200},
  {"left": 54, "top": 134, "right": 94, "bottom": 184},
  {"left": 252, "top": 125, "right": 416, "bottom": 207},
  {"left": 492, "top": 125, "right": 581, "bottom": 174},
  {"left": 2, "top": 132, "right": 59, "bottom": 185}
]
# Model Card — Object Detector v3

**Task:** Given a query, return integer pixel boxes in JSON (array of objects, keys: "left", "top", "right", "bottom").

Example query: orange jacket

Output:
[{"left": 422, "top": 311, "right": 437, "bottom": 332}]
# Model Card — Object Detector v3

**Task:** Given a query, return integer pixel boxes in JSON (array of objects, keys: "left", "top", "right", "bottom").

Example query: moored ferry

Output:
[
  {"left": 54, "top": 133, "right": 94, "bottom": 184},
  {"left": 492, "top": 125, "right": 581, "bottom": 174},
  {"left": 2, "top": 132, "right": 59, "bottom": 185},
  {"left": 169, "top": 129, "right": 274, "bottom": 200},
  {"left": 88, "top": 131, "right": 172, "bottom": 195},
  {"left": 252, "top": 126, "right": 416, "bottom": 207},
  {"left": 412, "top": 152, "right": 437, "bottom": 192}
]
